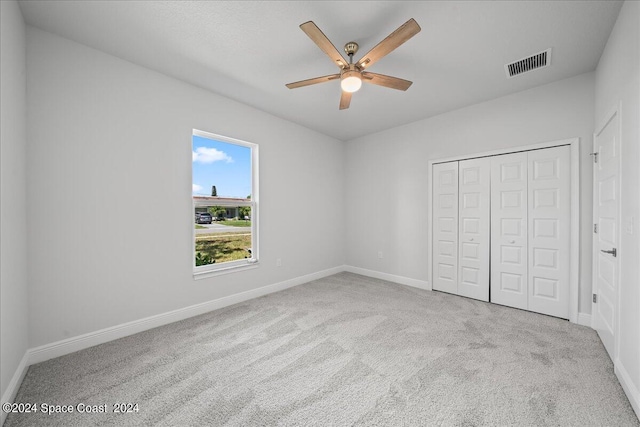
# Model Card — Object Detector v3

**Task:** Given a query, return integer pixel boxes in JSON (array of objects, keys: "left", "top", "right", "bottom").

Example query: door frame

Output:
[
  {"left": 427, "top": 138, "right": 580, "bottom": 323},
  {"left": 591, "top": 103, "right": 622, "bottom": 360}
]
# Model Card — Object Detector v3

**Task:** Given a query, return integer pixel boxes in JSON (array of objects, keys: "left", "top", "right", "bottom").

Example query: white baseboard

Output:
[
  {"left": 344, "top": 265, "right": 430, "bottom": 291},
  {"left": 27, "top": 265, "right": 345, "bottom": 366},
  {"left": 615, "top": 360, "right": 640, "bottom": 421},
  {"left": 0, "top": 352, "right": 29, "bottom": 426},
  {"left": 577, "top": 312, "right": 592, "bottom": 327}
]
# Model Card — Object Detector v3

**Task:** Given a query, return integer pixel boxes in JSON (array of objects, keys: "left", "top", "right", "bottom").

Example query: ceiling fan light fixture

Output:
[{"left": 340, "top": 70, "right": 362, "bottom": 93}]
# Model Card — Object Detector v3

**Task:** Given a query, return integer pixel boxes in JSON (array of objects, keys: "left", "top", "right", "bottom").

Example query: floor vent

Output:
[{"left": 505, "top": 48, "right": 551, "bottom": 78}]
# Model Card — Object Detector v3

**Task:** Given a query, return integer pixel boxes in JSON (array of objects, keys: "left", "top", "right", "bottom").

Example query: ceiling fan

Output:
[{"left": 286, "top": 18, "right": 421, "bottom": 110}]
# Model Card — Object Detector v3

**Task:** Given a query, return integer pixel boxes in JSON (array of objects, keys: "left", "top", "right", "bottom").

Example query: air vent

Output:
[{"left": 504, "top": 48, "right": 551, "bottom": 78}]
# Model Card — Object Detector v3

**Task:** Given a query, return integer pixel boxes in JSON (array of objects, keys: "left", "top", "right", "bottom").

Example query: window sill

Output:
[{"left": 193, "top": 261, "right": 259, "bottom": 280}]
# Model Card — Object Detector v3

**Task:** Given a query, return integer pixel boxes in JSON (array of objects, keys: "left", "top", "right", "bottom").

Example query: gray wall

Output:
[
  {"left": 25, "top": 27, "right": 345, "bottom": 348},
  {"left": 595, "top": 0, "right": 640, "bottom": 409},
  {"left": 0, "top": 0, "right": 29, "bottom": 401},
  {"left": 345, "top": 72, "right": 595, "bottom": 315}
]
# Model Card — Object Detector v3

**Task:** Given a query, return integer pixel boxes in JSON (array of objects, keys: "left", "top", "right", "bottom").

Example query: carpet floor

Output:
[{"left": 5, "top": 272, "right": 639, "bottom": 426}]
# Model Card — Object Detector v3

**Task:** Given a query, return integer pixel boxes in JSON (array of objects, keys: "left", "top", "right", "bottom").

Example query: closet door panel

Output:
[
  {"left": 458, "top": 157, "right": 490, "bottom": 302},
  {"left": 432, "top": 162, "right": 459, "bottom": 294},
  {"left": 491, "top": 152, "right": 528, "bottom": 310},
  {"left": 527, "top": 146, "right": 571, "bottom": 319}
]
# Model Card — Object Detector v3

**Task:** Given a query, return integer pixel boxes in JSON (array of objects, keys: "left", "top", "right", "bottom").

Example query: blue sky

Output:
[{"left": 192, "top": 135, "right": 251, "bottom": 199}]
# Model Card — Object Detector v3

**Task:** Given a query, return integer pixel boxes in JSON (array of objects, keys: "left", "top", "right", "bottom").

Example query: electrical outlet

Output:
[
  {"left": 276, "top": 258, "right": 282, "bottom": 267},
  {"left": 378, "top": 251, "right": 383, "bottom": 259}
]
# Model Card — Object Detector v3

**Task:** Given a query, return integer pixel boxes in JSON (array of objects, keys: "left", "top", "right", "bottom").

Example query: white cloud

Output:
[
  {"left": 192, "top": 184, "right": 203, "bottom": 194},
  {"left": 192, "top": 147, "right": 233, "bottom": 164}
]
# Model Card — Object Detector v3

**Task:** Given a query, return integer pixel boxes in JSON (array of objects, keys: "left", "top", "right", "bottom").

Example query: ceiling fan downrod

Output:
[{"left": 344, "top": 42, "right": 359, "bottom": 65}]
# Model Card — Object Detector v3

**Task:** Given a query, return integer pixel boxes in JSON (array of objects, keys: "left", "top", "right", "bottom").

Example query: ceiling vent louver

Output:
[{"left": 505, "top": 48, "right": 552, "bottom": 78}]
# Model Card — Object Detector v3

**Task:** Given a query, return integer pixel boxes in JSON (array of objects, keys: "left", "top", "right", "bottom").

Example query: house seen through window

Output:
[{"left": 192, "top": 129, "right": 258, "bottom": 275}]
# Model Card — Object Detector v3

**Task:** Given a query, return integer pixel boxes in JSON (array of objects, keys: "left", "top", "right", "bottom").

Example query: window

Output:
[{"left": 192, "top": 129, "right": 258, "bottom": 277}]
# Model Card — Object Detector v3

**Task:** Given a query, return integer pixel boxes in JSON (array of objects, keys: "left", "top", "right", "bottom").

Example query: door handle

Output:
[{"left": 601, "top": 248, "right": 617, "bottom": 257}]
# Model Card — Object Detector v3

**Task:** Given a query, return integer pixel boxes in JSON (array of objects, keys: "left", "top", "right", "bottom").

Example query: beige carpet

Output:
[{"left": 5, "top": 272, "right": 639, "bottom": 426}]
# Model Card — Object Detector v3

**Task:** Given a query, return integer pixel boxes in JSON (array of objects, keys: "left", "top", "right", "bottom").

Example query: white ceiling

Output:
[{"left": 18, "top": 1, "right": 622, "bottom": 141}]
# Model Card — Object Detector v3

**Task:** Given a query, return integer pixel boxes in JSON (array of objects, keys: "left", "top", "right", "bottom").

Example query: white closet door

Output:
[
  {"left": 527, "top": 146, "right": 571, "bottom": 319},
  {"left": 490, "top": 152, "right": 529, "bottom": 310},
  {"left": 432, "top": 162, "right": 459, "bottom": 294},
  {"left": 458, "top": 158, "right": 490, "bottom": 302}
]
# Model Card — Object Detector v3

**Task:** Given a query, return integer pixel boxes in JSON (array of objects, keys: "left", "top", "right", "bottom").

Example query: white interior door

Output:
[
  {"left": 490, "top": 152, "right": 529, "bottom": 310},
  {"left": 432, "top": 162, "right": 459, "bottom": 294},
  {"left": 527, "top": 146, "right": 571, "bottom": 319},
  {"left": 458, "top": 158, "right": 490, "bottom": 302},
  {"left": 593, "top": 113, "right": 620, "bottom": 360}
]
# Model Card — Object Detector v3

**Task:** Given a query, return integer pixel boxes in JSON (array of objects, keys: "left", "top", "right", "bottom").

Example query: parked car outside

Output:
[{"left": 195, "top": 212, "right": 213, "bottom": 224}]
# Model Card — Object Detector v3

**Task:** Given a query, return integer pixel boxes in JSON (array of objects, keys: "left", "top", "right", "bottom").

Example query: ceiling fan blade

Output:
[
  {"left": 300, "top": 21, "right": 348, "bottom": 69},
  {"left": 356, "top": 18, "right": 421, "bottom": 70},
  {"left": 339, "top": 91, "right": 352, "bottom": 110},
  {"left": 286, "top": 74, "right": 340, "bottom": 89},
  {"left": 362, "top": 72, "right": 413, "bottom": 91}
]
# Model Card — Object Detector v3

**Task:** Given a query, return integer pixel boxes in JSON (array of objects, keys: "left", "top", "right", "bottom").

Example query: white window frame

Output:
[{"left": 192, "top": 129, "right": 259, "bottom": 279}]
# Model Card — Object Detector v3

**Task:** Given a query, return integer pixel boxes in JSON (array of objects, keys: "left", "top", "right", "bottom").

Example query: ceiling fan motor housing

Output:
[{"left": 341, "top": 64, "right": 361, "bottom": 79}]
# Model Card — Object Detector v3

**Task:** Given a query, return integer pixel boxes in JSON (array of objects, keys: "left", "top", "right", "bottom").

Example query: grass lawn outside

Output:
[
  {"left": 221, "top": 219, "right": 251, "bottom": 227},
  {"left": 195, "top": 224, "right": 206, "bottom": 229},
  {"left": 196, "top": 233, "right": 252, "bottom": 264}
]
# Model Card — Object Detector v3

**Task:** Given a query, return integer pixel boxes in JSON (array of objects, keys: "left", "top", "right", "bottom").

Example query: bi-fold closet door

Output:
[
  {"left": 432, "top": 158, "right": 491, "bottom": 302},
  {"left": 432, "top": 145, "right": 571, "bottom": 319},
  {"left": 490, "top": 152, "right": 528, "bottom": 310}
]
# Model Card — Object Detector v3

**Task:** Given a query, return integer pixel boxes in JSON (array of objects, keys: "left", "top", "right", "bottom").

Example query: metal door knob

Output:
[
  {"left": 469, "top": 238, "right": 474, "bottom": 241},
  {"left": 509, "top": 240, "right": 515, "bottom": 244}
]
